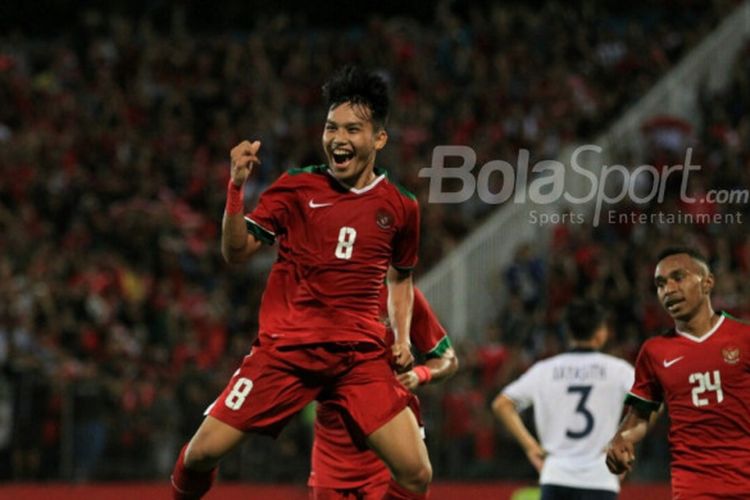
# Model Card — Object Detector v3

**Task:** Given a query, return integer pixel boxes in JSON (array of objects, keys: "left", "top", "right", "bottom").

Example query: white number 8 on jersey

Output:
[
  {"left": 224, "top": 377, "right": 254, "bottom": 410},
  {"left": 335, "top": 226, "right": 357, "bottom": 260}
]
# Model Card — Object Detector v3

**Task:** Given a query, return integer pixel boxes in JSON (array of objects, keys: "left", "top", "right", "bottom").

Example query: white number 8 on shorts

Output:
[{"left": 224, "top": 377, "right": 254, "bottom": 410}]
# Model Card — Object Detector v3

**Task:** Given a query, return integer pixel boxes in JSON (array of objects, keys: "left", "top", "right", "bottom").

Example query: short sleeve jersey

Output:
[
  {"left": 309, "top": 285, "right": 452, "bottom": 489},
  {"left": 245, "top": 166, "right": 420, "bottom": 347},
  {"left": 376, "top": 285, "right": 452, "bottom": 356},
  {"left": 627, "top": 313, "right": 750, "bottom": 498},
  {"left": 502, "top": 350, "right": 634, "bottom": 492}
]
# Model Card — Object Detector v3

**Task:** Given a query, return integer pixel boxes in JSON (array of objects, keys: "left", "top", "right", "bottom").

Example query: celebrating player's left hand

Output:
[
  {"left": 397, "top": 370, "right": 419, "bottom": 390},
  {"left": 391, "top": 341, "right": 414, "bottom": 372},
  {"left": 229, "top": 140, "right": 262, "bottom": 187}
]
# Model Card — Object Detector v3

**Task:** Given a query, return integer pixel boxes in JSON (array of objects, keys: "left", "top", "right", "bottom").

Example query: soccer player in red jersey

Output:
[
  {"left": 171, "top": 67, "right": 431, "bottom": 500},
  {"left": 309, "top": 286, "right": 458, "bottom": 499},
  {"left": 606, "top": 247, "right": 750, "bottom": 499}
]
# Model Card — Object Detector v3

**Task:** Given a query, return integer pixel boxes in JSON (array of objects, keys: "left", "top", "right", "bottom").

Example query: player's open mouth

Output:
[
  {"left": 664, "top": 298, "right": 684, "bottom": 311},
  {"left": 332, "top": 149, "right": 355, "bottom": 168}
]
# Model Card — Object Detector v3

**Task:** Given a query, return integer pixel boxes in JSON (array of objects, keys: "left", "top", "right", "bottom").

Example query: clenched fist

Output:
[{"left": 230, "top": 140, "right": 262, "bottom": 187}]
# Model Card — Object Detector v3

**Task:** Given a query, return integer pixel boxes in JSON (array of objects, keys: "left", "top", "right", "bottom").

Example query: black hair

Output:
[
  {"left": 322, "top": 66, "right": 389, "bottom": 128},
  {"left": 564, "top": 299, "right": 607, "bottom": 341},
  {"left": 656, "top": 246, "right": 710, "bottom": 271}
]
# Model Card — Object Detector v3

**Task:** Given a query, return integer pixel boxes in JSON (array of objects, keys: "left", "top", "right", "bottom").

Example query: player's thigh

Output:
[
  {"left": 208, "top": 343, "right": 319, "bottom": 436},
  {"left": 541, "top": 484, "right": 617, "bottom": 500},
  {"left": 366, "top": 406, "right": 430, "bottom": 478},
  {"left": 332, "top": 354, "right": 412, "bottom": 437},
  {"left": 331, "top": 355, "right": 427, "bottom": 474}
]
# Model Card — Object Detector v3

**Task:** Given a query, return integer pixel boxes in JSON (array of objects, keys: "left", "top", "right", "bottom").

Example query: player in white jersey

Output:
[{"left": 493, "top": 300, "right": 634, "bottom": 500}]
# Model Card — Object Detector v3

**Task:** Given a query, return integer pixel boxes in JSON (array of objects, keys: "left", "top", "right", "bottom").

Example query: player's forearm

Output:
[
  {"left": 386, "top": 267, "right": 414, "bottom": 345},
  {"left": 423, "top": 350, "right": 458, "bottom": 383},
  {"left": 606, "top": 406, "right": 650, "bottom": 474},
  {"left": 221, "top": 179, "right": 258, "bottom": 262},
  {"left": 492, "top": 394, "right": 541, "bottom": 453},
  {"left": 398, "top": 353, "right": 456, "bottom": 389},
  {"left": 221, "top": 211, "right": 261, "bottom": 263},
  {"left": 614, "top": 407, "right": 651, "bottom": 445}
]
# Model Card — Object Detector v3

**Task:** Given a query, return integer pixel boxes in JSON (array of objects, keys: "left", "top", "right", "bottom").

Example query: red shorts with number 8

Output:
[{"left": 207, "top": 339, "right": 410, "bottom": 438}]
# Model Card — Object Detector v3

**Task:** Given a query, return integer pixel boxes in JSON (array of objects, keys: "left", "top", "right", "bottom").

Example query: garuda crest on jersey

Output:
[
  {"left": 376, "top": 209, "right": 394, "bottom": 230},
  {"left": 722, "top": 346, "right": 740, "bottom": 365}
]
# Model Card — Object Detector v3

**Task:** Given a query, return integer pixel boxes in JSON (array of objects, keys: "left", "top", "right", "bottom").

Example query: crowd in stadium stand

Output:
[{"left": 0, "top": 0, "right": 743, "bottom": 482}]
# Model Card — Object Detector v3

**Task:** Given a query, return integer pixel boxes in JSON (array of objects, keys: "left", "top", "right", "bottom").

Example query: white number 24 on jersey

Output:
[{"left": 689, "top": 370, "right": 723, "bottom": 407}]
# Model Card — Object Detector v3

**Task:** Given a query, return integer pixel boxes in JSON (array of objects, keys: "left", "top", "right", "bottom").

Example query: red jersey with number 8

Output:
[
  {"left": 244, "top": 165, "right": 419, "bottom": 348},
  {"left": 627, "top": 313, "right": 750, "bottom": 498}
]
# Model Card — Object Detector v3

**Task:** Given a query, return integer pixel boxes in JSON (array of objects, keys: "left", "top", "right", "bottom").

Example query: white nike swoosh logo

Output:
[
  {"left": 663, "top": 356, "right": 685, "bottom": 368},
  {"left": 308, "top": 200, "right": 334, "bottom": 208}
]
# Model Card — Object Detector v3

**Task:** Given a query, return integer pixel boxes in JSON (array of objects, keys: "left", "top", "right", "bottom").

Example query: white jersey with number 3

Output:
[{"left": 502, "top": 350, "right": 634, "bottom": 492}]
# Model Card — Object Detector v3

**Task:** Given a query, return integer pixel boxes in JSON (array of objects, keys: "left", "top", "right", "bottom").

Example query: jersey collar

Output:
[
  {"left": 325, "top": 167, "right": 386, "bottom": 194},
  {"left": 675, "top": 314, "right": 725, "bottom": 343}
]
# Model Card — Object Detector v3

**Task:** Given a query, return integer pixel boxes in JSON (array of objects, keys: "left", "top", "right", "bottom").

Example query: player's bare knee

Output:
[
  {"left": 394, "top": 460, "right": 432, "bottom": 489},
  {"left": 184, "top": 440, "right": 220, "bottom": 471},
  {"left": 413, "top": 461, "right": 432, "bottom": 487}
]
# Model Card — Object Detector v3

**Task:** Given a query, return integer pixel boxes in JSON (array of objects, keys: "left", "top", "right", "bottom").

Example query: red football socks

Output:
[
  {"left": 170, "top": 443, "right": 217, "bottom": 500},
  {"left": 382, "top": 479, "right": 428, "bottom": 499}
]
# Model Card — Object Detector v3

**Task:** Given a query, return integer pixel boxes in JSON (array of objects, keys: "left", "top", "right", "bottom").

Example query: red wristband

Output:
[
  {"left": 225, "top": 180, "right": 244, "bottom": 215},
  {"left": 413, "top": 365, "right": 432, "bottom": 385}
]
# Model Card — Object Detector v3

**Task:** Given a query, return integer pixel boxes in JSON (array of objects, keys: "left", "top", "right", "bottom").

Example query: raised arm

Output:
[
  {"left": 492, "top": 394, "right": 546, "bottom": 473},
  {"left": 221, "top": 141, "right": 263, "bottom": 263},
  {"left": 387, "top": 266, "right": 415, "bottom": 371}
]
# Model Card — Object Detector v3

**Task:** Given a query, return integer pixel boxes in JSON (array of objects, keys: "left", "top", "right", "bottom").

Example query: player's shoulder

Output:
[
  {"left": 526, "top": 354, "right": 559, "bottom": 374},
  {"left": 637, "top": 329, "right": 679, "bottom": 358},
  {"left": 376, "top": 167, "right": 418, "bottom": 205},
  {"left": 279, "top": 164, "right": 329, "bottom": 184},
  {"left": 598, "top": 352, "right": 635, "bottom": 371},
  {"left": 720, "top": 311, "right": 750, "bottom": 332},
  {"left": 286, "top": 164, "right": 329, "bottom": 177},
  {"left": 644, "top": 327, "right": 678, "bottom": 345},
  {"left": 543, "top": 350, "right": 630, "bottom": 370}
]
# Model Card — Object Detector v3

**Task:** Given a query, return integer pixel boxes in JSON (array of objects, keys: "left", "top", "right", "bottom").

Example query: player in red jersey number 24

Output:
[{"left": 606, "top": 247, "right": 750, "bottom": 499}]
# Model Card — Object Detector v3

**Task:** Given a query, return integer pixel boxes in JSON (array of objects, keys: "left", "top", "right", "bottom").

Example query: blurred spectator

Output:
[
  {"left": 504, "top": 243, "right": 546, "bottom": 310},
  {"left": 71, "top": 362, "right": 110, "bottom": 481}
]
